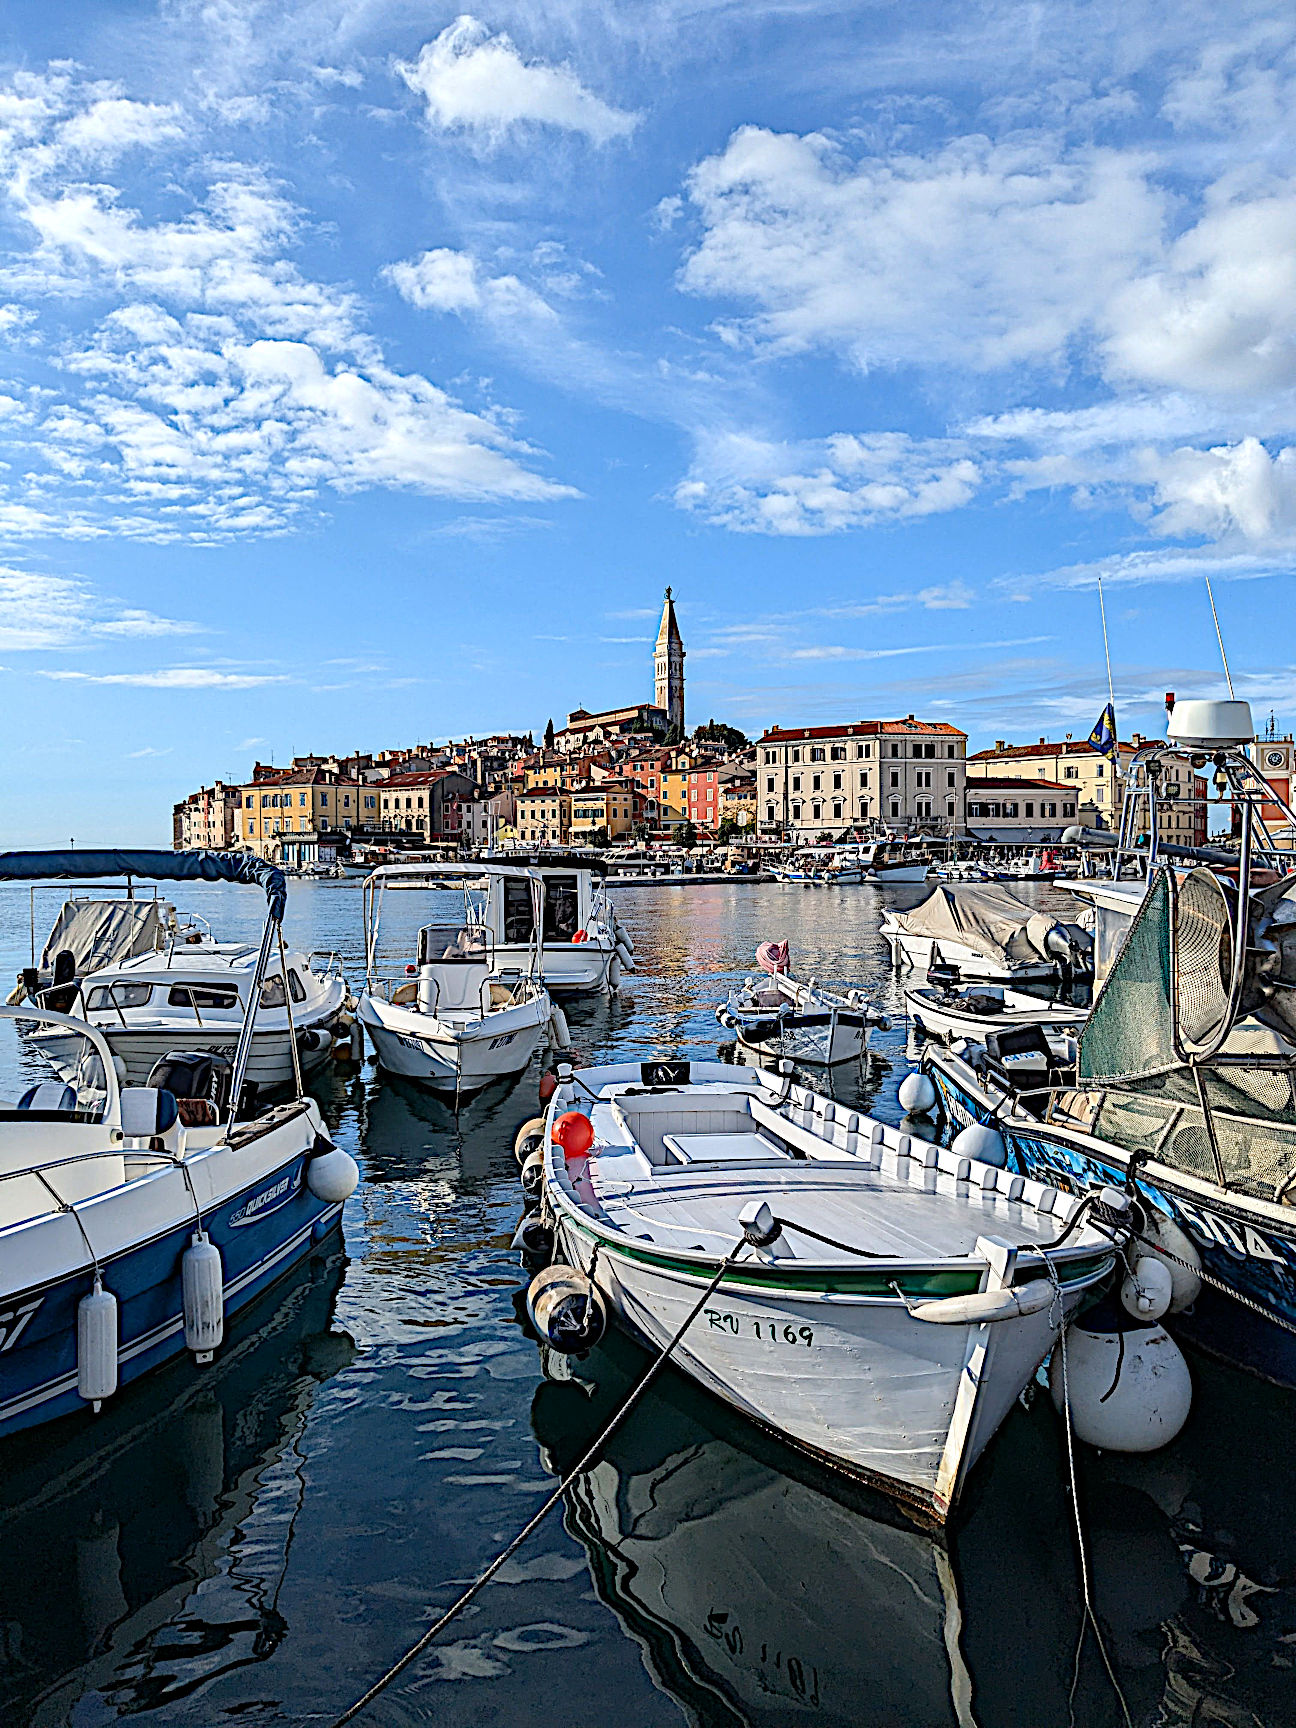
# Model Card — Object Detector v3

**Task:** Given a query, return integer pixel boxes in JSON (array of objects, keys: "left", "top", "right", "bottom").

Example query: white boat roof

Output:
[
  {"left": 84, "top": 942, "right": 305, "bottom": 982},
  {"left": 365, "top": 862, "right": 549, "bottom": 884}
]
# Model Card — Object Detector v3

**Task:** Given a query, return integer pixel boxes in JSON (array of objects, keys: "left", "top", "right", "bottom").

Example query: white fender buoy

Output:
[
  {"left": 520, "top": 1149, "right": 546, "bottom": 1207},
  {"left": 182, "top": 1231, "right": 224, "bottom": 1362},
  {"left": 608, "top": 955, "right": 622, "bottom": 991},
  {"left": 307, "top": 1146, "right": 360, "bottom": 1204},
  {"left": 615, "top": 939, "right": 634, "bottom": 972},
  {"left": 77, "top": 1278, "right": 118, "bottom": 1409},
  {"left": 952, "top": 1122, "right": 1007, "bottom": 1168},
  {"left": 511, "top": 1214, "right": 554, "bottom": 1262},
  {"left": 1050, "top": 1307, "right": 1192, "bottom": 1452},
  {"left": 527, "top": 1263, "right": 606, "bottom": 1353},
  {"left": 898, "top": 1071, "right": 937, "bottom": 1116},
  {"left": 910, "top": 1277, "right": 1054, "bottom": 1324},
  {"left": 1120, "top": 1254, "right": 1174, "bottom": 1324},
  {"left": 514, "top": 1116, "right": 547, "bottom": 1167},
  {"left": 548, "top": 1005, "right": 572, "bottom": 1051},
  {"left": 613, "top": 921, "right": 634, "bottom": 955},
  {"left": 1135, "top": 1209, "right": 1202, "bottom": 1312}
]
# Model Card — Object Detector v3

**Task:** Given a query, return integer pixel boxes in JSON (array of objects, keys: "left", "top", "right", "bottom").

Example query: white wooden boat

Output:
[
  {"left": 27, "top": 941, "right": 348, "bottom": 1098},
  {"left": 357, "top": 864, "right": 559, "bottom": 1096},
  {"left": 716, "top": 945, "right": 887, "bottom": 1067},
  {"left": 537, "top": 1058, "right": 1123, "bottom": 1520},
  {"left": 905, "top": 981, "right": 1088, "bottom": 1043}
]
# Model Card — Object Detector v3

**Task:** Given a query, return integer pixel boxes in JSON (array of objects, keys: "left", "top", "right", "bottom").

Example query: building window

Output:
[
  {"left": 1064, "top": 766, "right": 1078, "bottom": 779},
  {"left": 1025, "top": 802, "right": 1034, "bottom": 817},
  {"left": 792, "top": 748, "right": 801, "bottom": 763},
  {"left": 792, "top": 774, "right": 801, "bottom": 792},
  {"left": 1064, "top": 802, "right": 1076, "bottom": 817},
  {"left": 764, "top": 750, "right": 775, "bottom": 765},
  {"left": 830, "top": 746, "right": 845, "bottom": 760},
  {"left": 812, "top": 773, "right": 822, "bottom": 792},
  {"left": 812, "top": 802, "right": 822, "bottom": 820},
  {"left": 891, "top": 743, "right": 900, "bottom": 758},
  {"left": 889, "top": 771, "right": 899, "bottom": 788},
  {"left": 890, "top": 801, "right": 900, "bottom": 818},
  {"left": 832, "top": 801, "right": 842, "bottom": 819},
  {"left": 832, "top": 773, "right": 842, "bottom": 790},
  {"left": 946, "top": 801, "right": 955, "bottom": 817},
  {"left": 924, "top": 743, "right": 935, "bottom": 759},
  {"left": 765, "top": 776, "right": 775, "bottom": 793},
  {"left": 810, "top": 748, "right": 825, "bottom": 762},
  {"left": 791, "top": 804, "right": 802, "bottom": 821},
  {"left": 947, "top": 745, "right": 955, "bottom": 758}
]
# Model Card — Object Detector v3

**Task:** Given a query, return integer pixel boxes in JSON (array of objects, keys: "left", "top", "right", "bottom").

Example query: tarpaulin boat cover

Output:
[
  {"left": 894, "top": 884, "right": 1061, "bottom": 966},
  {"left": 39, "top": 898, "right": 169, "bottom": 975},
  {"left": 0, "top": 850, "right": 287, "bottom": 922}
]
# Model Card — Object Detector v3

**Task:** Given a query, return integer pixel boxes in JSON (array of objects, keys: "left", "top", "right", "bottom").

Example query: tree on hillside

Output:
[
  {"left": 662, "top": 722, "right": 682, "bottom": 747},
  {"left": 694, "top": 718, "right": 749, "bottom": 752},
  {"left": 544, "top": 717, "right": 555, "bottom": 750}
]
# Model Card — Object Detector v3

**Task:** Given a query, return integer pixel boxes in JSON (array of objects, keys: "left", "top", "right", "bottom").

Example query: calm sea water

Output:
[{"left": 1, "top": 877, "right": 1293, "bottom": 1728}]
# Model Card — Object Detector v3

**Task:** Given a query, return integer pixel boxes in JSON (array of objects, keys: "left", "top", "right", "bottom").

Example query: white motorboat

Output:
[
  {"left": 534, "top": 1057, "right": 1124, "bottom": 1520},
  {"left": 880, "top": 883, "right": 1092, "bottom": 983},
  {"left": 415, "top": 854, "right": 633, "bottom": 994},
  {"left": 357, "top": 864, "right": 561, "bottom": 1096},
  {"left": 905, "top": 980, "right": 1088, "bottom": 1042},
  {"left": 26, "top": 939, "right": 348, "bottom": 1100},
  {"left": 0, "top": 848, "right": 359, "bottom": 1440},
  {"left": 716, "top": 941, "right": 887, "bottom": 1067}
]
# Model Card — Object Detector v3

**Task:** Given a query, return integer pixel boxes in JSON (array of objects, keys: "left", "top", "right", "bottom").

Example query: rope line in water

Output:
[
  {"left": 323, "top": 1239, "right": 746, "bottom": 1727},
  {"left": 1133, "top": 1229, "right": 1296, "bottom": 1337}
]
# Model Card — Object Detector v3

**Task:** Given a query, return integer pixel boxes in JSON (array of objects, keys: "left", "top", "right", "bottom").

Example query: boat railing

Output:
[
  {"left": 0, "top": 1140, "right": 207, "bottom": 1235},
  {"left": 307, "top": 950, "right": 346, "bottom": 986}
]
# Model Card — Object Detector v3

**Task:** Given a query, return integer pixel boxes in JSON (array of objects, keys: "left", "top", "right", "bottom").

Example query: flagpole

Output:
[{"left": 1097, "top": 574, "right": 1115, "bottom": 709}]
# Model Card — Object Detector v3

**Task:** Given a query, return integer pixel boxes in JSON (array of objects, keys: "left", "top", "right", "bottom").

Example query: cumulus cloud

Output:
[
  {"left": 676, "top": 429, "right": 981, "bottom": 534},
  {"left": 1143, "top": 438, "right": 1296, "bottom": 542},
  {"left": 397, "top": 16, "right": 638, "bottom": 146},
  {"left": 680, "top": 127, "right": 1166, "bottom": 371},
  {"left": 0, "top": 567, "right": 199, "bottom": 651},
  {"left": 384, "top": 247, "right": 557, "bottom": 323},
  {"left": 0, "top": 69, "right": 575, "bottom": 541}
]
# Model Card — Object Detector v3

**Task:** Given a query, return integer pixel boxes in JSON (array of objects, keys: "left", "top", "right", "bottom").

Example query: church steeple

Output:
[{"left": 655, "top": 587, "right": 685, "bottom": 732}]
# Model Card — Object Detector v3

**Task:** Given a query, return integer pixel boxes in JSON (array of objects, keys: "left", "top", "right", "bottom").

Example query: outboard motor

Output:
[
  {"left": 44, "top": 949, "right": 79, "bottom": 1014},
  {"left": 146, "top": 1051, "right": 233, "bottom": 1126}
]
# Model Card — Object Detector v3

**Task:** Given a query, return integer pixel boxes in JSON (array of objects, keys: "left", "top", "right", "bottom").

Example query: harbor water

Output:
[{"left": 1, "top": 877, "right": 1294, "bottom": 1728}]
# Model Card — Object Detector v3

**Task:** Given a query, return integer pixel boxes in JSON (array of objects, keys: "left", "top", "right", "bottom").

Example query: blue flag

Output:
[{"left": 1086, "top": 701, "right": 1119, "bottom": 764}]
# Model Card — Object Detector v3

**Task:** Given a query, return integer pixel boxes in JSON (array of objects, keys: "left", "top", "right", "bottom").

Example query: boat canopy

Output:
[
  {"left": 895, "top": 884, "right": 1065, "bottom": 967},
  {"left": 0, "top": 850, "right": 287, "bottom": 922},
  {"left": 39, "top": 897, "right": 169, "bottom": 976}
]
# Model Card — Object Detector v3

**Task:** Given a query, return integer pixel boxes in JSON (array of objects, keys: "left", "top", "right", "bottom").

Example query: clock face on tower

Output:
[{"left": 1266, "top": 750, "right": 1285, "bottom": 768}]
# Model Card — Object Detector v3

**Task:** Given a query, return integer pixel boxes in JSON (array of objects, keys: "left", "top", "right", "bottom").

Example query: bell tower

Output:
[{"left": 654, "top": 587, "right": 685, "bottom": 732}]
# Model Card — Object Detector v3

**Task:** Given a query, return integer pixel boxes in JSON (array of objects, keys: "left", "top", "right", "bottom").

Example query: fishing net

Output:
[
  {"left": 1079, "top": 869, "right": 1177, "bottom": 1084},
  {"left": 1091, "top": 1086, "right": 1296, "bottom": 1201},
  {"left": 1174, "top": 868, "right": 1233, "bottom": 1054}
]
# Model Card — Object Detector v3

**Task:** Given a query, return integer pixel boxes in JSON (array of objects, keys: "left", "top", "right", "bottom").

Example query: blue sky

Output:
[{"left": 1, "top": 0, "right": 1294, "bottom": 843}]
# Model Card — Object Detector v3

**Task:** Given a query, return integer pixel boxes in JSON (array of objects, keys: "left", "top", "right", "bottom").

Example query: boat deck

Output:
[{"left": 576, "top": 1085, "right": 1081, "bottom": 1266}]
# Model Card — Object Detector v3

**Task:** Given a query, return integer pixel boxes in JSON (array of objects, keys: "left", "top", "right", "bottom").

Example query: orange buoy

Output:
[
  {"left": 538, "top": 1068, "right": 559, "bottom": 1104},
  {"left": 553, "top": 1111, "right": 594, "bottom": 1160},
  {"left": 572, "top": 928, "right": 588, "bottom": 943}
]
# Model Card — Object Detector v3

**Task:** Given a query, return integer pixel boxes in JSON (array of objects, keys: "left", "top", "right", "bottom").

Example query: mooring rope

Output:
[{"left": 323, "top": 1238, "right": 747, "bottom": 1726}]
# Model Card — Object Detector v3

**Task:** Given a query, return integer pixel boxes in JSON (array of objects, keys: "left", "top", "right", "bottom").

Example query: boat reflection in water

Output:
[
  {"left": 532, "top": 1330, "right": 1296, "bottom": 1728},
  {"left": 0, "top": 1244, "right": 352, "bottom": 1727}
]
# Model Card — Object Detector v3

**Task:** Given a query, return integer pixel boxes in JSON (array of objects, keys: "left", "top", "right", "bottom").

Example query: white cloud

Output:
[
  {"left": 0, "top": 70, "right": 576, "bottom": 541},
  {"left": 386, "top": 247, "right": 483, "bottom": 313},
  {"left": 676, "top": 429, "right": 981, "bottom": 534},
  {"left": 38, "top": 667, "right": 287, "bottom": 688},
  {"left": 397, "top": 16, "right": 638, "bottom": 146},
  {"left": 0, "top": 568, "right": 199, "bottom": 651},
  {"left": 680, "top": 127, "right": 1166, "bottom": 371},
  {"left": 1143, "top": 438, "right": 1296, "bottom": 542}
]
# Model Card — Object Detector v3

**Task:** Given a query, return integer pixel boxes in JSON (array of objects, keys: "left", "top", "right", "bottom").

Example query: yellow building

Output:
[
  {"left": 571, "top": 780, "right": 639, "bottom": 841},
  {"left": 236, "top": 770, "right": 361, "bottom": 858},
  {"left": 965, "top": 734, "right": 1145, "bottom": 827},
  {"left": 516, "top": 787, "right": 571, "bottom": 846}
]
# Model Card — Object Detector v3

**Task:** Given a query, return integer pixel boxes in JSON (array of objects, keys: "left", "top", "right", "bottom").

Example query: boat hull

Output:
[
  {"left": 0, "top": 1110, "right": 343, "bottom": 1440},
  {"left": 553, "top": 1213, "right": 1091, "bottom": 1521},
  {"left": 493, "top": 941, "right": 617, "bottom": 995},
  {"left": 358, "top": 995, "right": 546, "bottom": 1093},
  {"left": 29, "top": 1019, "right": 338, "bottom": 1094},
  {"left": 882, "top": 928, "right": 1058, "bottom": 983},
  {"left": 905, "top": 987, "right": 1085, "bottom": 1043},
  {"left": 926, "top": 1055, "right": 1296, "bottom": 1387}
]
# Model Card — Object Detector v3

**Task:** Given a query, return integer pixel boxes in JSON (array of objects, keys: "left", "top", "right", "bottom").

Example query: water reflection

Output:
[{"left": 0, "top": 1247, "right": 352, "bottom": 1727}]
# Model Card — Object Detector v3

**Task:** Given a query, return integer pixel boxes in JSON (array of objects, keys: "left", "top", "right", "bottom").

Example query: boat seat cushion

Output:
[
  {"left": 120, "top": 1086, "right": 180, "bottom": 1138},
  {"left": 17, "top": 1081, "right": 77, "bottom": 1112},
  {"left": 662, "top": 1130, "right": 789, "bottom": 1165}
]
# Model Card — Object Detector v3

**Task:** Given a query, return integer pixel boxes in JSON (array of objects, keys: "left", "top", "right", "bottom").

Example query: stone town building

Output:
[
  {"left": 964, "top": 777, "right": 1081, "bottom": 842},
  {"left": 967, "top": 732, "right": 1208, "bottom": 843},
  {"left": 376, "top": 771, "right": 478, "bottom": 839},
  {"left": 234, "top": 767, "right": 362, "bottom": 860},
  {"left": 756, "top": 718, "right": 967, "bottom": 840},
  {"left": 172, "top": 781, "right": 239, "bottom": 851}
]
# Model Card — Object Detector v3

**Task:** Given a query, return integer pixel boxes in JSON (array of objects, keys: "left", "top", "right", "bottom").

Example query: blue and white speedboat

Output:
[{"left": 0, "top": 849, "right": 359, "bottom": 1439}]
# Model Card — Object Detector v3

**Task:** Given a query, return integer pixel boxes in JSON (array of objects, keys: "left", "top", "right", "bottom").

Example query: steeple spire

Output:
[{"left": 654, "top": 587, "right": 685, "bottom": 731}]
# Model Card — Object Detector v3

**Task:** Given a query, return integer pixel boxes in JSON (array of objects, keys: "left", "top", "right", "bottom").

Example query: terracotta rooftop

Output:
[
  {"left": 967, "top": 739, "right": 1135, "bottom": 762},
  {"left": 759, "top": 718, "right": 966, "bottom": 743},
  {"left": 967, "top": 777, "right": 1075, "bottom": 794}
]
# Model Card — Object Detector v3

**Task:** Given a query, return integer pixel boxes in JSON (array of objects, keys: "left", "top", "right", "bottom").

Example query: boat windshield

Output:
[{"left": 418, "top": 925, "right": 490, "bottom": 965}]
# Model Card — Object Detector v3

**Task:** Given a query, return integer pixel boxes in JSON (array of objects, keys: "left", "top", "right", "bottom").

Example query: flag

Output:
[{"left": 1086, "top": 701, "right": 1119, "bottom": 764}]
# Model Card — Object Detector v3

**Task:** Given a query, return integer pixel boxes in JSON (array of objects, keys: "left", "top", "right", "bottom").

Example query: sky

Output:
[{"left": 1, "top": 0, "right": 1294, "bottom": 843}]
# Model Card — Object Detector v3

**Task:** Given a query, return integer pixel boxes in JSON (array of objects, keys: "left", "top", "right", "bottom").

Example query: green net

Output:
[{"left": 1079, "top": 869, "right": 1177, "bottom": 1084}]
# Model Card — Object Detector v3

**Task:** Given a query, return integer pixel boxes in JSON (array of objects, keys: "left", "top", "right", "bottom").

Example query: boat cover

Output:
[
  {"left": 39, "top": 898, "right": 169, "bottom": 975},
  {"left": 894, "top": 884, "right": 1061, "bottom": 966},
  {"left": 0, "top": 850, "right": 287, "bottom": 921}
]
